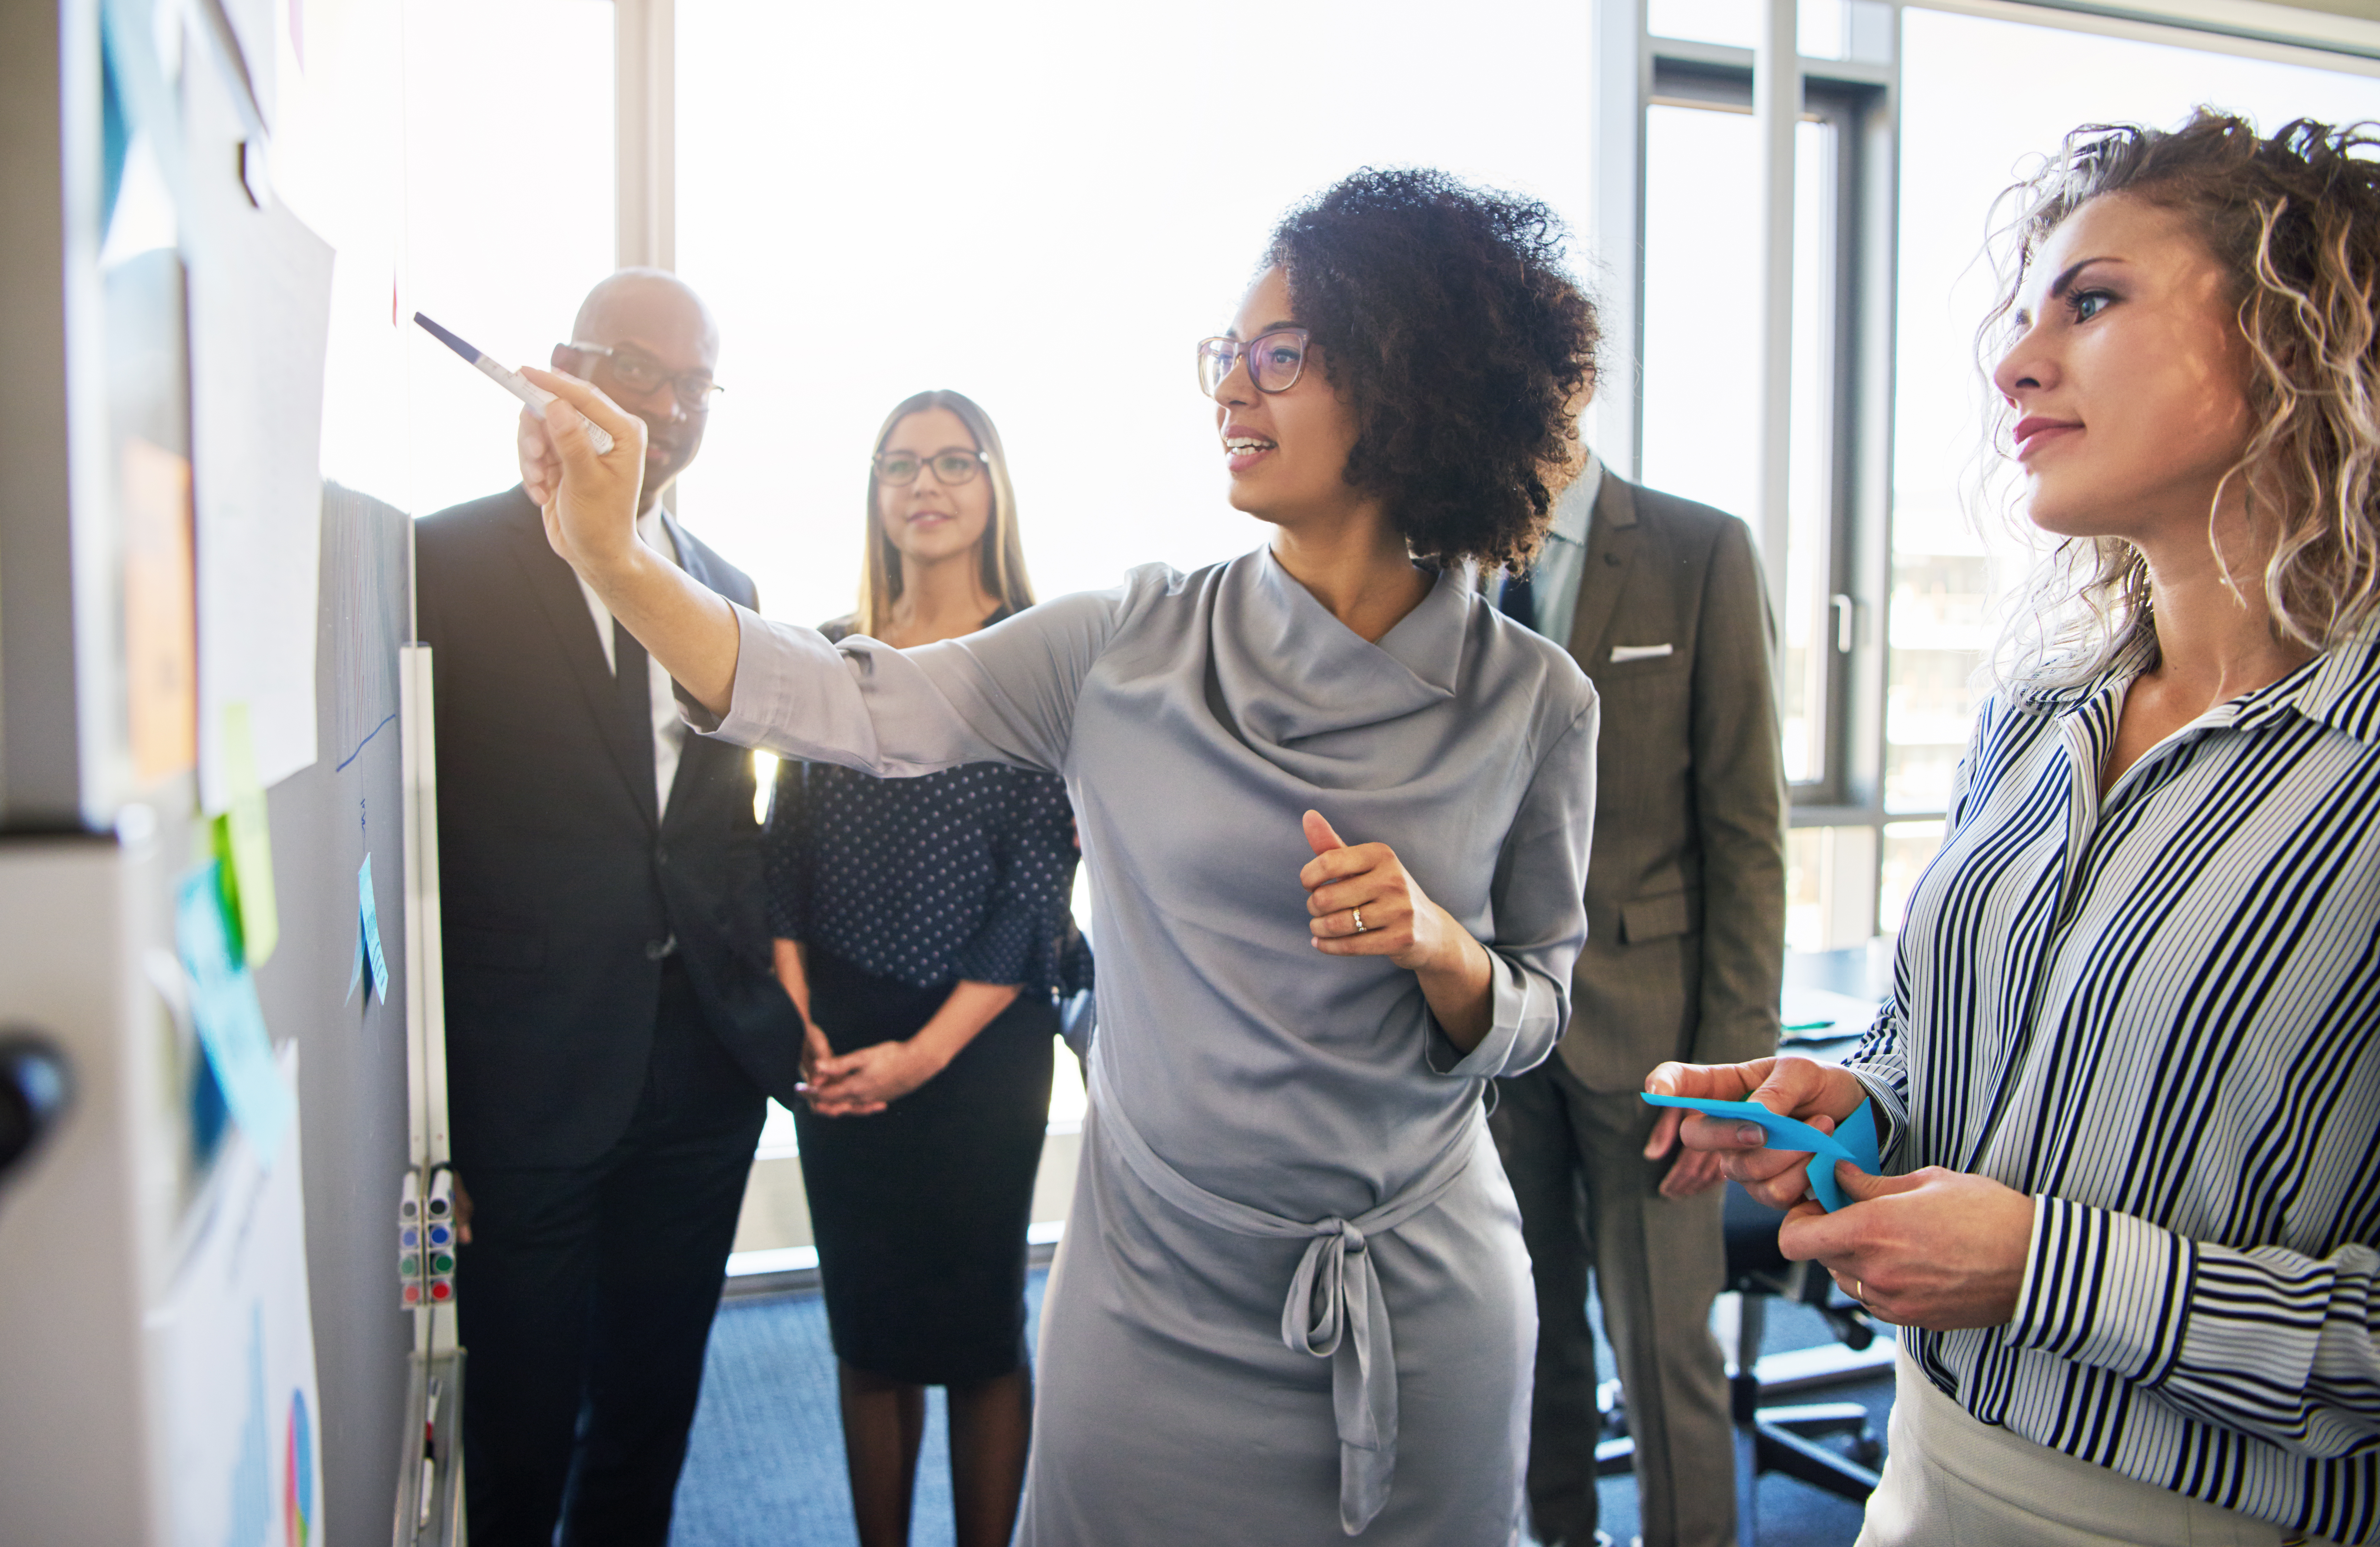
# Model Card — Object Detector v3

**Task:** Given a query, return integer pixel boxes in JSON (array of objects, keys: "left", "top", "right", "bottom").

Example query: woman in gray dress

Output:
[{"left": 518, "top": 170, "right": 1604, "bottom": 1544}]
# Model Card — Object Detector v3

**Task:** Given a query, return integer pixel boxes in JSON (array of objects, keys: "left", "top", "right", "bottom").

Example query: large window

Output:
[
  {"left": 435, "top": 0, "right": 2379, "bottom": 949},
  {"left": 671, "top": 0, "right": 1598, "bottom": 630},
  {"left": 1625, "top": 0, "right": 2380, "bottom": 947},
  {"left": 1640, "top": 90, "right": 1876, "bottom": 796},
  {"left": 497, "top": 0, "right": 2380, "bottom": 1270},
  {"left": 398, "top": 0, "right": 616, "bottom": 520}
]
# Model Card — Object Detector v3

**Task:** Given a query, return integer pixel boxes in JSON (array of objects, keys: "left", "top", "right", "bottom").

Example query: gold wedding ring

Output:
[{"left": 1351, "top": 906, "right": 1368, "bottom": 934}]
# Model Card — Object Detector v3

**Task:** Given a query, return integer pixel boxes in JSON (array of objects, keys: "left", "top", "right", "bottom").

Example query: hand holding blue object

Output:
[{"left": 1639, "top": 1092, "right": 1881, "bottom": 1211}]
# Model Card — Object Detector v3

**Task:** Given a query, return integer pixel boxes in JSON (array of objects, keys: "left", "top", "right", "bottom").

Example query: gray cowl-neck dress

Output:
[{"left": 702, "top": 548, "right": 1599, "bottom": 1543}]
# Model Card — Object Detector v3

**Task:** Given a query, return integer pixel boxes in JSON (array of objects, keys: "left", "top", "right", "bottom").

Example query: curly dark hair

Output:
[{"left": 1265, "top": 168, "right": 1600, "bottom": 572}]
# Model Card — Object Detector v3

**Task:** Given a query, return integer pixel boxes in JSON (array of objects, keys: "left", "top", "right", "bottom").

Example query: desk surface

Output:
[{"left": 1780, "top": 943, "right": 1893, "bottom": 1052}]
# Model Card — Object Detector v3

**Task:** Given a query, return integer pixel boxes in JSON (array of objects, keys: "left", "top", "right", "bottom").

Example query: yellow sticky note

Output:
[{"left": 216, "top": 702, "right": 280, "bottom": 967}]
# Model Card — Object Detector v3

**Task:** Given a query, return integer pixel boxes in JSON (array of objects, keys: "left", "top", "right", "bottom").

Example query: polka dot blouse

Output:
[{"left": 761, "top": 617, "right": 1092, "bottom": 997}]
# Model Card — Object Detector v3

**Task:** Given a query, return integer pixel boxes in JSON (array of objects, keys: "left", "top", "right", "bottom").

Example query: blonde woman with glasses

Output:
[{"left": 761, "top": 389, "right": 1086, "bottom": 1547}]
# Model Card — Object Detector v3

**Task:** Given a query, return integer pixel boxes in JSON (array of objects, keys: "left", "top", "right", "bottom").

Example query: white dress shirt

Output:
[{"left": 576, "top": 506, "right": 686, "bottom": 817}]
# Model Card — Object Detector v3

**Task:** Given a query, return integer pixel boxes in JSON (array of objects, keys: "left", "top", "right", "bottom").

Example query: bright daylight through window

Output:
[{"left": 671, "top": 0, "right": 1597, "bottom": 630}]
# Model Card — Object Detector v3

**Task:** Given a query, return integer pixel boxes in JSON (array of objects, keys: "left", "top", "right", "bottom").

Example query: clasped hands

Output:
[
  {"left": 1648, "top": 1054, "right": 2037, "bottom": 1331},
  {"left": 797, "top": 1023, "right": 939, "bottom": 1117}
]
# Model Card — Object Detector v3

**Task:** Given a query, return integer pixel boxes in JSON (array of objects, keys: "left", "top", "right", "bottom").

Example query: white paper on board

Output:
[
  {"left": 151, "top": 1044, "right": 324, "bottom": 1547},
  {"left": 188, "top": 146, "right": 335, "bottom": 811}
]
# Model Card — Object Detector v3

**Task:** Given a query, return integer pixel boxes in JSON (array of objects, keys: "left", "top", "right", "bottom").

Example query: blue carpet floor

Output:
[{"left": 670, "top": 1270, "right": 1890, "bottom": 1546}]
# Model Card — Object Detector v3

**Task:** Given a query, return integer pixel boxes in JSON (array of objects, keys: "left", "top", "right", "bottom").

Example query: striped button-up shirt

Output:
[{"left": 1851, "top": 629, "right": 2380, "bottom": 1544}]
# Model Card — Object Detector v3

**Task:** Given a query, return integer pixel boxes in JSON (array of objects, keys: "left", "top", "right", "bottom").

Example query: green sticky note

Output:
[{"left": 216, "top": 702, "right": 279, "bottom": 967}]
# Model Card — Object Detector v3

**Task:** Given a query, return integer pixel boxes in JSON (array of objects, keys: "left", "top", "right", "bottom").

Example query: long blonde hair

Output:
[
  {"left": 1977, "top": 111, "right": 2380, "bottom": 690},
  {"left": 855, "top": 390, "right": 1035, "bottom": 636}
]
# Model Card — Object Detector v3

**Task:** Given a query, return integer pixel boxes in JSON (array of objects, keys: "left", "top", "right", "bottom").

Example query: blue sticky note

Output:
[
  {"left": 173, "top": 861, "right": 293, "bottom": 1163},
  {"left": 359, "top": 854, "right": 389, "bottom": 1004},
  {"left": 1641, "top": 1093, "right": 1882, "bottom": 1211}
]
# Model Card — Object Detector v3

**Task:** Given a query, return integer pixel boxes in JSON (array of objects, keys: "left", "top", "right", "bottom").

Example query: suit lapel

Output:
[
  {"left": 498, "top": 495, "right": 659, "bottom": 832},
  {"left": 1565, "top": 473, "right": 1641, "bottom": 668}
]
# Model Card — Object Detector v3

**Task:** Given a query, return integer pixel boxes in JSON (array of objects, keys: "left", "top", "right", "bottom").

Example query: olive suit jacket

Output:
[{"left": 1556, "top": 474, "right": 1787, "bottom": 1090}]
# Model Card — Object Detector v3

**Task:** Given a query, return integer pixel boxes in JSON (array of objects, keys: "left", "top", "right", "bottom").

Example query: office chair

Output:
[
  {"left": 1587, "top": 1185, "right": 1885, "bottom": 1504},
  {"left": 1722, "top": 1179, "right": 1883, "bottom": 1538}
]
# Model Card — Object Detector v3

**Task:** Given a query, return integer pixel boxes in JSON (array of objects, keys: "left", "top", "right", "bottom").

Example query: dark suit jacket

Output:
[
  {"left": 1556, "top": 473, "right": 1788, "bottom": 1091},
  {"left": 415, "top": 486, "right": 803, "bottom": 1169}
]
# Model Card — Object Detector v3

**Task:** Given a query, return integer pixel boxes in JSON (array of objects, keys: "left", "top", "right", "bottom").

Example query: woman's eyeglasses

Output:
[
  {"left": 566, "top": 340, "right": 724, "bottom": 411},
  {"left": 873, "top": 447, "right": 987, "bottom": 486},
  {"left": 1195, "top": 328, "right": 1312, "bottom": 398}
]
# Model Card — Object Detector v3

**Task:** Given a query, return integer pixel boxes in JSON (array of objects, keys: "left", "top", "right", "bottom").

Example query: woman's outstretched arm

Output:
[
  {"left": 520, "top": 366, "right": 743, "bottom": 714},
  {"left": 519, "top": 367, "right": 1126, "bottom": 777}
]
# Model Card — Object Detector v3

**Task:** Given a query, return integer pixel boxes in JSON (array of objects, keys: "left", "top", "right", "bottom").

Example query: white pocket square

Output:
[{"left": 1610, "top": 643, "right": 1674, "bottom": 663}]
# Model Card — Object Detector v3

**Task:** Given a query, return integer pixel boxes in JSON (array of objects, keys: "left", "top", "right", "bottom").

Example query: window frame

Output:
[{"left": 1631, "top": 41, "right": 1895, "bottom": 818}]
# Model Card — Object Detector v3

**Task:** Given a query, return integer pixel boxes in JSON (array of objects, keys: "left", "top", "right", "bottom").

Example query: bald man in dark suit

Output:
[
  {"left": 1492, "top": 455, "right": 1787, "bottom": 1547},
  {"left": 418, "top": 271, "right": 804, "bottom": 1547}
]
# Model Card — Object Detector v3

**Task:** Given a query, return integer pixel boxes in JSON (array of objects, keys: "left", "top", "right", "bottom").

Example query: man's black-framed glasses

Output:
[
  {"left": 1196, "top": 328, "right": 1311, "bottom": 398},
  {"left": 873, "top": 447, "right": 987, "bottom": 486},
  {"left": 565, "top": 340, "right": 724, "bottom": 411}
]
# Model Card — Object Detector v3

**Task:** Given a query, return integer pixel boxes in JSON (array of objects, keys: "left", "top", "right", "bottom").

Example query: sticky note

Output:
[
  {"left": 1640, "top": 1093, "right": 1882, "bottom": 1212},
  {"left": 174, "top": 861, "right": 293, "bottom": 1163},
  {"left": 359, "top": 853, "right": 389, "bottom": 1003},
  {"left": 215, "top": 702, "right": 280, "bottom": 966}
]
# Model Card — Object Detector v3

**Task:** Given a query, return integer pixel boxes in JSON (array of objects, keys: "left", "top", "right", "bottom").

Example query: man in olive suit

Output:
[{"left": 1492, "top": 451, "right": 1787, "bottom": 1547}]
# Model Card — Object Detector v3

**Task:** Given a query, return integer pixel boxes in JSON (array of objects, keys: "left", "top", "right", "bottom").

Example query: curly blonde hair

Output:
[{"left": 1977, "top": 111, "right": 2380, "bottom": 689}]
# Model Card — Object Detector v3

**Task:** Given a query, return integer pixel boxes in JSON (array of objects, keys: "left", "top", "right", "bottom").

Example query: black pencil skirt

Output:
[{"left": 794, "top": 947, "right": 1057, "bottom": 1385}]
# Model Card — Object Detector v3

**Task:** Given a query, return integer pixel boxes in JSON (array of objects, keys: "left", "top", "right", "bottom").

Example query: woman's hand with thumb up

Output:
[{"left": 1298, "top": 810, "right": 1495, "bottom": 1049}]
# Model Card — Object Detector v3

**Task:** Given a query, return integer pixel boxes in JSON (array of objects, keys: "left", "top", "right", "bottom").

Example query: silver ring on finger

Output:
[{"left": 1350, "top": 906, "right": 1368, "bottom": 934}]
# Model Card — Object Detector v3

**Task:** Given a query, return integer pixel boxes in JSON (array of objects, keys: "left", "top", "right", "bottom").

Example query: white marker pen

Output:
[{"left": 413, "top": 311, "right": 616, "bottom": 454}]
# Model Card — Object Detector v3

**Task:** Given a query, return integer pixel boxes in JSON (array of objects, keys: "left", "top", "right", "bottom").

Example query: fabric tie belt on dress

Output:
[{"left": 1087, "top": 1054, "right": 1480, "bottom": 1536}]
